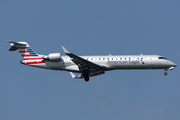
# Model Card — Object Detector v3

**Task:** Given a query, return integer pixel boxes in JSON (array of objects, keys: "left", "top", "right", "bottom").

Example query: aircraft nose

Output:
[{"left": 169, "top": 61, "right": 177, "bottom": 67}]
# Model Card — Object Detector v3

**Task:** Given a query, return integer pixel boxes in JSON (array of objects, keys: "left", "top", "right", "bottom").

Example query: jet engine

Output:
[{"left": 43, "top": 53, "right": 61, "bottom": 61}]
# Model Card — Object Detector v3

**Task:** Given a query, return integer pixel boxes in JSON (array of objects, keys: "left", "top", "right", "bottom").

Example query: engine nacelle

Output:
[{"left": 43, "top": 53, "right": 61, "bottom": 61}]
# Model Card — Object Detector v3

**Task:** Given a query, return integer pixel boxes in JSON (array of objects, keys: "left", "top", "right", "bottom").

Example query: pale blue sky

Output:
[{"left": 1, "top": 0, "right": 180, "bottom": 120}]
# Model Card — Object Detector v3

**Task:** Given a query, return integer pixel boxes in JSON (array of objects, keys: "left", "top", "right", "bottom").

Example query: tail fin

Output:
[{"left": 7, "top": 41, "right": 41, "bottom": 60}]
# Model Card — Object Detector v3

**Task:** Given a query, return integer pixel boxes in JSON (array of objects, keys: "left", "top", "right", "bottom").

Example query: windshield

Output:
[{"left": 159, "top": 57, "right": 167, "bottom": 60}]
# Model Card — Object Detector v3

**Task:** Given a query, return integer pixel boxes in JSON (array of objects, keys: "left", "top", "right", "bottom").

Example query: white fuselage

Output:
[
  {"left": 7, "top": 41, "right": 177, "bottom": 81},
  {"left": 28, "top": 55, "right": 176, "bottom": 73}
]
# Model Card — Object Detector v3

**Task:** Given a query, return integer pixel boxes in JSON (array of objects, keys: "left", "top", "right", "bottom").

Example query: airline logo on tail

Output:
[
  {"left": 7, "top": 41, "right": 45, "bottom": 64},
  {"left": 17, "top": 47, "right": 38, "bottom": 56}
]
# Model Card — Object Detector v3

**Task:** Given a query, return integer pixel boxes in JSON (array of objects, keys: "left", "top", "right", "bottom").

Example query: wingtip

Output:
[
  {"left": 62, "top": 46, "right": 70, "bottom": 54},
  {"left": 70, "top": 72, "right": 76, "bottom": 78}
]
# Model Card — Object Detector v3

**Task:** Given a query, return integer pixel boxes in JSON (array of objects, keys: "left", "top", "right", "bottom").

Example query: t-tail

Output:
[{"left": 7, "top": 41, "right": 45, "bottom": 65}]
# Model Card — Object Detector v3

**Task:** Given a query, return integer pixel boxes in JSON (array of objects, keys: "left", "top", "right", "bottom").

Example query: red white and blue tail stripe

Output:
[{"left": 7, "top": 41, "right": 45, "bottom": 65}]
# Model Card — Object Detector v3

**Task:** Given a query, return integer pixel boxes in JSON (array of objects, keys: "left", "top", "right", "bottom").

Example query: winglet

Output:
[
  {"left": 70, "top": 72, "right": 83, "bottom": 79},
  {"left": 70, "top": 72, "right": 77, "bottom": 78},
  {"left": 62, "top": 46, "right": 70, "bottom": 54}
]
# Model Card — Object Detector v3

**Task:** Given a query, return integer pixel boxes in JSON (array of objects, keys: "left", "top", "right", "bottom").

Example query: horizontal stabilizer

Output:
[
  {"left": 6, "top": 41, "right": 26, "bottom": 45},
  {"left": 9, "top": 46, "right": 17, "bottom": 51}
]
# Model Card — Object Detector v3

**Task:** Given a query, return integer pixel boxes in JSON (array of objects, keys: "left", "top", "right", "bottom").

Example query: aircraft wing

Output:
[{"left": 62, "top": 46, "right": 104, "bottom": 71}]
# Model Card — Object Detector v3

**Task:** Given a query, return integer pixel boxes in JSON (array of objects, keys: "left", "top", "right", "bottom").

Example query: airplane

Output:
[{"left": 7, "top": 41, "right": 177, "bottom": 82}]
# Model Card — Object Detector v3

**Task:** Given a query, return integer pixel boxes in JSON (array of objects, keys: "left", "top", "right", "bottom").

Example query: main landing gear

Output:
[{"left": 83, "top": 69, "right": 89, "bottom": 82}]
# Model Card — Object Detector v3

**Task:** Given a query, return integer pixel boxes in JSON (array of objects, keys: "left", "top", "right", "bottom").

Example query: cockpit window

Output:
[{"left": 159, "top": 57, "right": 167, "bottom": 59}]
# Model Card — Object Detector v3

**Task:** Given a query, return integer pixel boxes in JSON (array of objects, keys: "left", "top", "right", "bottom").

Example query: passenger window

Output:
[
  {"left": 112, "top": 58, "right": 113, "bottom": 60},
  {"left": 91, "top": 58, "right": 93, "bottom": 60},
  {"left": 99, "top": 58, "right": 101, "bottom": 60},
  {"left": 103, "top": 58, "right": 105, "bottom": 60}
]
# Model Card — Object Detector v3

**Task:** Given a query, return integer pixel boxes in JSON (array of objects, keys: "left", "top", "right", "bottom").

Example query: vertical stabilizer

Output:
[
  {"left": 7, "top": 41, "right": 40, "bottom": 60},
  {"left": 7, "top": 41, "right": 46, "bottom": 66}
]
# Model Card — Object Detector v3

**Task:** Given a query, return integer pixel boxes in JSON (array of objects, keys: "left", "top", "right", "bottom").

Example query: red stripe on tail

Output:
[
  {"left": 24, "top": 58, "right": 42, "bottom": 60},
  {"left": 17, "top": 47, "right": 26, "bottom": 49},
  {"left": 21, "top": 54, "right": 31, "bottom": 57},
  {"left": 26, "top": 61, "right": 45, "bottom": 65},
  {"left": 19, "top": 51, "right": 29, "bottom": 53}
]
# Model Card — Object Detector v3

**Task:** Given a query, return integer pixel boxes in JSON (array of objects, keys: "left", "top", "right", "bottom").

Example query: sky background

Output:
[{"left": 0, "top": 0, "right": 180, "bottom": 120}]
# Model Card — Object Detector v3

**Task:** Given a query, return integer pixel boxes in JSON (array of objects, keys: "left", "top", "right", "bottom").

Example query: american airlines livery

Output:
[{"left": 7, "top": 41, "right": 177, "bottom": 82}]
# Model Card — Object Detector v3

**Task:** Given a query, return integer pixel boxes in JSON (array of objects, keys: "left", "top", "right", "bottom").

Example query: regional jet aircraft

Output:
[{"left": 7, "top": 41, "right": 177, "bottom": 82}]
